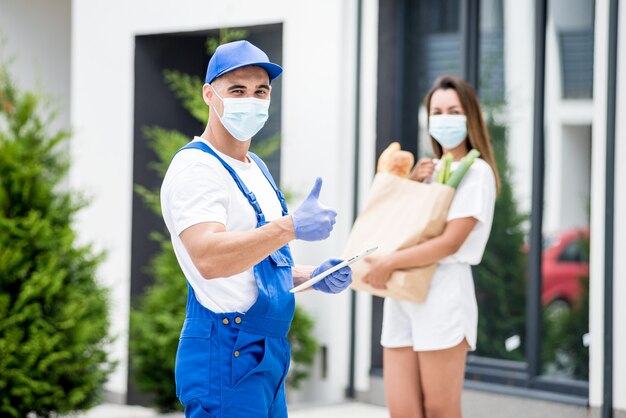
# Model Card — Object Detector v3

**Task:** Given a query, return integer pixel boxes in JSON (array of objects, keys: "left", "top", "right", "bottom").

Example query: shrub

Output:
[
  {"left": 473, "top": 120, "right": 527, "bottom": 360},
  {"left": 543, "top": 236, "right": 589, "bottom": 380},
  {"left": 0, "top": 59, "right": 113, "bottom": 417}
]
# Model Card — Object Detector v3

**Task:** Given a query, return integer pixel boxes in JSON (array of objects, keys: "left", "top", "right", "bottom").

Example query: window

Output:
[
  {"left": 559, "top": 241, "right": 583, "bottom": 263},
  {"left": 375, "top": 0, "right": 593, "bottom": 401}
]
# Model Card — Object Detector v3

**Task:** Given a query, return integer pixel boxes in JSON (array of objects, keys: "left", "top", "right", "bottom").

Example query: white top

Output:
[
  {"left": 160, "top": 137, "right": 284, "bottom": 313},
  {"left": 381, "top": 157, "right": 496, "bottom": 351},
  {"left": 427, "top": 157, "right": 496, "bottom": 349},
  {"left": 439, "top": 157, "right": 496, "bottom": 265}
]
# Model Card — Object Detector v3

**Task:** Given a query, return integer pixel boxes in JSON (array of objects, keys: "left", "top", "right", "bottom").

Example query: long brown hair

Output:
[{"left": 424, "top": 75, "right": 500, "bottom": 193}]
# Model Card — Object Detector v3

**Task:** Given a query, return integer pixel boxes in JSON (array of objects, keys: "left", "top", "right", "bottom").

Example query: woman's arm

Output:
[
  {"left": 362, "top": 216, "right": 477, "bottom": 289},
  {"left": 389, "top": 216, "right": 477, "bottom": 268}
]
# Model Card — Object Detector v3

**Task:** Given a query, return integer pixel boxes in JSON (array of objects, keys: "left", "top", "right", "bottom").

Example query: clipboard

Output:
[{"left": 290, "top": 246, "right": 378, "bottom": 293}]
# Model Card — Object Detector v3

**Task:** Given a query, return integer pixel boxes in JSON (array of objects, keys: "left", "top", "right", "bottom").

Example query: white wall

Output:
[
  {"left": 611, "top": 0, "right": 626, "bottom": 411},
  {"left": 559, "top": 125, "right": 591, "bottom": 231},
  {"left": 544, "top": 7, "right": 594, "bottom": 235},
  {"left": 544, "top": 15, "right": 565, "bottom": 234},
  {"left": 353, "top": 0, "right": 379, "bottom": 396},
  {"left": 0, "top": 0, "right": 71, "bottom": 136},
  {"left": 589, "top": 0, "right": 610, "bottom": 409},
  {"left": 293, "top": 0, "right": 381, "bottom": 402},
  {"left": 71, "top": 0, "right": 361, "bottom": 402},
  {"left": 503, "top": 0, "right": 535, "bottom": 220},
  {"left": 283, "top": 0, "right": 358, "bottom": 403}
]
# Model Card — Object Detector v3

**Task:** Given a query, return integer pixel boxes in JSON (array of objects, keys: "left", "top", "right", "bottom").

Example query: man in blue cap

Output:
[{"left": 160, "top": 40, "right": 352, "bottom": 418}]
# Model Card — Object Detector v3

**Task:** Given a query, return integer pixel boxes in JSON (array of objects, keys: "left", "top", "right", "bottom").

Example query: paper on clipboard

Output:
[{"left": 290, "top": 247, "right": 378, "bottom": 293}]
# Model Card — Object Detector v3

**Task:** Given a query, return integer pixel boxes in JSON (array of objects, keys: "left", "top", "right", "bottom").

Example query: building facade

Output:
[{"left": 1, "top": 0, "right": 625, "bottom": 415}]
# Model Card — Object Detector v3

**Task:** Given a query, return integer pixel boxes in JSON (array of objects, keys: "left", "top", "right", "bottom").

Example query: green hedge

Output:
[{"left": 0, "top": 59, "right": 113, "bottom": 417}]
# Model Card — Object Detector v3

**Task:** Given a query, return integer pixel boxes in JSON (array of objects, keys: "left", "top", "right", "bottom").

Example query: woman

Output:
[{"left": 362, "top": 75, "right": 500, "bottom": 418}]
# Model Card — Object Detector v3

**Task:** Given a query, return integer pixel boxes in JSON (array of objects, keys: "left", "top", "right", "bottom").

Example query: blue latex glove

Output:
[
  {"left": 312, "top": 258, "right": 353, "bottom": 294},
  {"left": 291, "top": 178, "right": 337, "bottom": 241}
]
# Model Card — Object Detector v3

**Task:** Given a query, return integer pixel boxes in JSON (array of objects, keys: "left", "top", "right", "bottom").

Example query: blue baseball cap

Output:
[{"left": 205, "top": 40, "right": 283, "bottom": 84}]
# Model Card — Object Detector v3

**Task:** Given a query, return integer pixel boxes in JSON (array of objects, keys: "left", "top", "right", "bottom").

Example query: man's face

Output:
[{"left": 204, "top": 66, "right": 271, "bottom": 116}]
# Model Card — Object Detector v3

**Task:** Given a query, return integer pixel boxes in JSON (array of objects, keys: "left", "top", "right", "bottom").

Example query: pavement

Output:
[
  {"left": 64, "top": 391, "right": 597, "bottom": 418},
  {"left": 66, "top": 402, "right": 388, "bottom": 418}
]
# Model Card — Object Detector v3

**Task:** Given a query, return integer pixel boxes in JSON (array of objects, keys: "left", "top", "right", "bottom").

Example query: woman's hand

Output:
[
  {"left": 409, "top": 158, "right": 436, "bottom": 182},
  {"left": 361, "top": 255, "right": 394, "bottom": 290}
]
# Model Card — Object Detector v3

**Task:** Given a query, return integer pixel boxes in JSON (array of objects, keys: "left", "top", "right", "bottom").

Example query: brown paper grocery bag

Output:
[{"left": 345, "top": 173, "right": 455, "bottom": 303}]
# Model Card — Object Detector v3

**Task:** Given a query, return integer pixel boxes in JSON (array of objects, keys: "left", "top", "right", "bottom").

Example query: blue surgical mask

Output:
[
  {"left": 212, "top": 87, "right": 270, "bottom": 141},
  {"left": 428, "top": 114, "right": 468, "bottom": 149}
]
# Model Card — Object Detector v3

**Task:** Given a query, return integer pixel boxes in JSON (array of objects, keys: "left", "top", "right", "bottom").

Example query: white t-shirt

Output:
[
  {"left": 160, "top": 137, "right": 284, "bottom": 313},
  {"left": 439, "top": 157, "right": 496, "bottom": 265}
]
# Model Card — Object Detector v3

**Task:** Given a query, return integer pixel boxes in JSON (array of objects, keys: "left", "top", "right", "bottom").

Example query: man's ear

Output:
[{"left": 202, "top": 83, "right": 213, "bottom": 106}]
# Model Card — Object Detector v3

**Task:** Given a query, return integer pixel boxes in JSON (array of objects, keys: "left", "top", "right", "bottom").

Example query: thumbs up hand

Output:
[{"left": 291, "top": 178, "right": 337, "bottom": 241}]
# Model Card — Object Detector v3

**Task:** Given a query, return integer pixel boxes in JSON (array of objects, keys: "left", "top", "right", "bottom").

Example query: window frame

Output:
[{"left": 370, "top": 0, "right": 605, "bottom": 403}]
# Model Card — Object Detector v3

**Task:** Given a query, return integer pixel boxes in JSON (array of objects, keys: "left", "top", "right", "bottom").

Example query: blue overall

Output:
[{"left": 174, "top": 142, "right": 295, "bottom": 418}]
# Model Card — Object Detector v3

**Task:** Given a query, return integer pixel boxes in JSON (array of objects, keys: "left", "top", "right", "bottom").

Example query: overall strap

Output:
[
  {"left": 248, "top": 152, "right": 288, "bottom": 216},
  {"left": 176, "top": 141, "right": 265, "bottom": 223}
]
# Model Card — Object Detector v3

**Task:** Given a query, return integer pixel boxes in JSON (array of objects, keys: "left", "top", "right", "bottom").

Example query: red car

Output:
[{"left": 541, "top": 228, "right": 590, "bottom": 314}]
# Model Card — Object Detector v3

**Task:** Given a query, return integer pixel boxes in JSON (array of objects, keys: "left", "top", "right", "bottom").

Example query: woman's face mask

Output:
[
  {"left": 211, "top": 86, "right": 270, "bottom": 141},
  {"left": 428, "top": 114, "right": 468, "bottom": 149}
]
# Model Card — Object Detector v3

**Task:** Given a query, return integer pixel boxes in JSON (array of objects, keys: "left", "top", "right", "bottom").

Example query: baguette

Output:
[
  {"left": 377, "top": 142, "right": 401, "bottom": 174},
  {"left": 389, "top": 151, "right": 415, "bottom": 178}
]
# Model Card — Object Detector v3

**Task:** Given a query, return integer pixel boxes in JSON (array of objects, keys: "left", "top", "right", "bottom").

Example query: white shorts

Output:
[{"left": 380, "top": 263, "right": 478, "bottom": 351}]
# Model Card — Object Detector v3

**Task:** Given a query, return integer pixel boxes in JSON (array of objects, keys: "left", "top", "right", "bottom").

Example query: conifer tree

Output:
[
  {"left": 0, "top": 60, "right": 113, "bottom": 417},
  {"left": 473, "top": 121, "right": 528, "bottom": 360}
]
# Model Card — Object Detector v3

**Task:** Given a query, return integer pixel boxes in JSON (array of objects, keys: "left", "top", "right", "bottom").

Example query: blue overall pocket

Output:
[
  {"left": 175, "top": 318, "right": 213, "bottom": 403},
  {"left": 269, "top": 246, "right": 294, "bottom": 268},
  {"left": 231, "top": 331, "right": 268, "bottom": 388}
]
